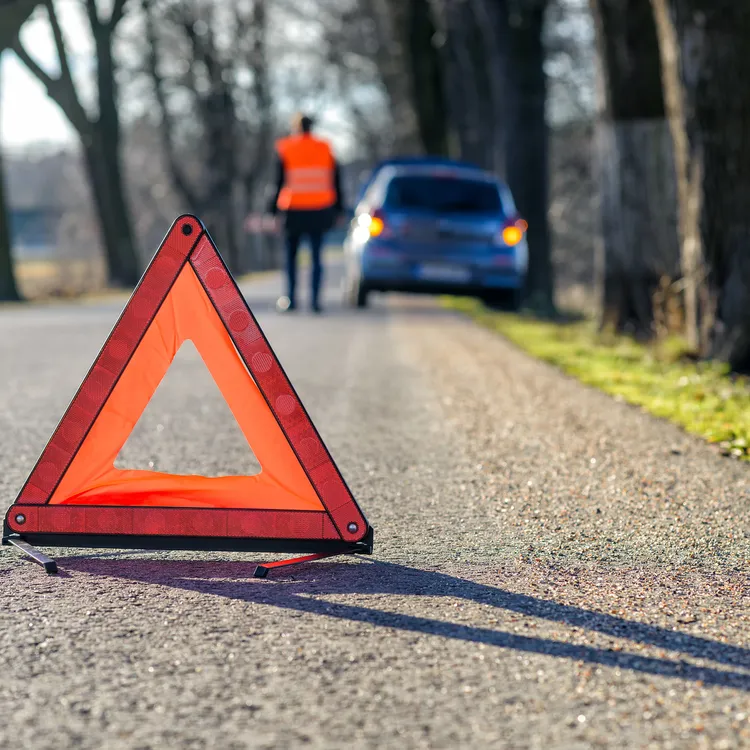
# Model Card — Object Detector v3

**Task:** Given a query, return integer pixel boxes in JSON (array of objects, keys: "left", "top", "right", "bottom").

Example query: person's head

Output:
[{"left": 292, "top": 112, "right": 314, "bottom": 135}]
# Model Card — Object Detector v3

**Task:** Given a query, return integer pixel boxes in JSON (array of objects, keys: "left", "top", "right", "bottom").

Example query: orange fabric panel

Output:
[
  {"left": 276, "top": 134, "right": 336, "bottom": 211},
  {"left": 49, "top": 264, "right": 323, "bottom": 511}
]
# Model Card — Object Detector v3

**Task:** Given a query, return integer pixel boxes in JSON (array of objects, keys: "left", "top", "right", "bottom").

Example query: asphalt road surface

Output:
[{"left": 1, "top": 259, "right": 749, "bottom": 750}]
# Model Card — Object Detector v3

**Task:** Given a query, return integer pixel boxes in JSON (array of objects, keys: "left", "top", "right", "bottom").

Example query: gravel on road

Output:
[{"left": 1, "top": 268, "right": 748, "bottom": 750}]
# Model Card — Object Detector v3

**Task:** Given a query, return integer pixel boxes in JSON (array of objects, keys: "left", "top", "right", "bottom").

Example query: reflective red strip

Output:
[
  {"left": 16, "top": 216, "right": 204, "bottom": 505},
  {"left": 7, "top": 506, "right": 340, "bottom": 539},
  {"left": 190, "top": 239, "right": 368, "bottom": 543}
]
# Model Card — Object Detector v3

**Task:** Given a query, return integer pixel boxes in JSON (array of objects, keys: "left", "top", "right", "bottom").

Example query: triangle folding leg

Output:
[{"left": 3, "top": 214, "right": 373, "bottom": 575}]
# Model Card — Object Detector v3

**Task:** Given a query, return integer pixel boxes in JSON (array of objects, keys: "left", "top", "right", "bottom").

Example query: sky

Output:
[
  {"left": 2, "top": 53, "right": 77, "bottom": 148},
  {"left": 1, "top": 2, "right": 86, "bottom": 149}
]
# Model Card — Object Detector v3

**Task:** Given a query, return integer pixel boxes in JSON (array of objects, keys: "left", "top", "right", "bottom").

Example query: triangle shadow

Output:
[{"left": 56, "top": 556, "right": 750, "bottom": 691}]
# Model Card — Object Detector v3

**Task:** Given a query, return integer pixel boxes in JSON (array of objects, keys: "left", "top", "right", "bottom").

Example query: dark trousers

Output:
[{"left": 285, "top": 231, "right": 323, "bottom": 308}]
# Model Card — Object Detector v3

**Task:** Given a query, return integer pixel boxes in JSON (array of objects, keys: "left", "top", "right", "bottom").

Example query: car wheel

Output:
[
  {"left": 355, "top": 281, "right": 370, "bottom": 308},
  {"left": 482, "top": 289, "right": 522, "bottom": 312},
  {"left": 507, "top": 287, "right": 522, "bottom": 312},
  {"left": 346, "top": 272, "right": 369, "bottom": 308},
  {"left": 481, "top": 292, "right": 505, "bottom": 311}
]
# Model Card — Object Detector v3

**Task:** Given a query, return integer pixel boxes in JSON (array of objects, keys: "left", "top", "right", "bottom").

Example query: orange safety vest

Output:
[{"left": 276, "top": 134, "right": 336, "bottom": 211}]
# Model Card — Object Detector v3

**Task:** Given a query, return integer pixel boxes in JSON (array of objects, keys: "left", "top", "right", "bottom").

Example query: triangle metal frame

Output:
[{"left": 2, "top": 215, "right": 373, "bottom": 572}]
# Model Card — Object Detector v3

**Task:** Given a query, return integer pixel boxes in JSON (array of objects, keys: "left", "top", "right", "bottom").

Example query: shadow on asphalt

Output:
[{"left": 57, "top": 556, "right": 750, "bottom": 691}]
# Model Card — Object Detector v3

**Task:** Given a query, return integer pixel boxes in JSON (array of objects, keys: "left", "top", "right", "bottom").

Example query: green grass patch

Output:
[{"left": 446, "top": 297, "right": 750, "bottom": 460}]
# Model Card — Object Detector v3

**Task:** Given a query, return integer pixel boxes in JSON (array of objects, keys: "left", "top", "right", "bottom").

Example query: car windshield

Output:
[{"left": 383, "top": 174, "right": 503, "bottom": 215}]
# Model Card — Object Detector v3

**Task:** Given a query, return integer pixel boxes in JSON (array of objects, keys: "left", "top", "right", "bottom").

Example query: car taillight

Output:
[
  {"left": 357, "top": 209, "right": 388, "bottom": 238},
  {"left": 369, "top": 213, "right": 385, "bottom": 237},
  {"left": 497, "top": 216, "right": 527, "bottom": 246}
]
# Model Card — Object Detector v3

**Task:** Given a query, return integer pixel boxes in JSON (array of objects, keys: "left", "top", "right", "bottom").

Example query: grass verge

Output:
[{"left": 446, "top": 296, "right": 750, "bottom": 461}]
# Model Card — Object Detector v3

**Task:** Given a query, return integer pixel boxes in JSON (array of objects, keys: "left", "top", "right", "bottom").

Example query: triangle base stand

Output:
[
  {"left": 3, "top": 536, "right": 58, "bottom": 574},
  {"left": 3, "top": 525, "right": 373, "bottom": 579},
  {"left": 253, "top": 551, "right": 348, "bottom": 578}
]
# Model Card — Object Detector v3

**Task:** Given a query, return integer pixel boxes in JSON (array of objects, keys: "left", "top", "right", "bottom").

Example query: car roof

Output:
[
  {"left": 382, "top": 164, "right": 498, "bottom": 183},
  {"left": 355, "top": 156, "right": 499, "bottom": 202},
  {"left": 372, "top": 155, "right": 482, "bottom": 171}
]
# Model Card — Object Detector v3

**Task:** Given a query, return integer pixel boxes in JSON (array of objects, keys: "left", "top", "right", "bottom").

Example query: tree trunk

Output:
[
  {"left": 98, "top": 135, "right": 140, "bottom": 285},
  {"left": 464, "top": 5, "right": 496, "bottom": 169},
  {"left": 93, "top": 26, "right": 140, "bottom": 285},
  {"left": 367, "top": 0, "right": 424, "bottom": 154},
  {"left": 505, "top": 0, "right": 554, "bottom": 313},
  {"left": 652, "top": 0, "right": 750, "bottom": 370},
  {"left": 429, "top": 0, "right": 487, "bottom": 164},
  {"left": 204, "top": 80, "right": 238, "bottom": 271},
  {"left": 595, "top": 121, "right": 679, "bottom": 336},
  {"left": 405, "top": 0, "right": 449, "bottom": 156},
  {"left": 12, "top": 0, "right": 141, "bottom": 288},
  {"left": 81, "top": 138, "right": 126, "bottom": 284},
  {"left": 0, "top": 146, "right": 22, "bottom": 302},
  {"left": 0, "top": 59, "right": 22, "bottom": 301},
  {"left": 471, "top": 0, "right": 509, "bottom": 176},
  {"left": 1, "top": 1, "right": 43, "bottom": 301},
  {"left": 591, "top": 0, "right": 679, "bottom": 337}
]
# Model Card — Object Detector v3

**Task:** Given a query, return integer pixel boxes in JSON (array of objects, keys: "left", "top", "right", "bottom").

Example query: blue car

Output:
[{"left": 342, "top": 157, "right": 528, "bottom": 309}]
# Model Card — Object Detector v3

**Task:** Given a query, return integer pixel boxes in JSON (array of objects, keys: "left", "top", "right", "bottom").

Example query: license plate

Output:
[{"left": 416, "top": 264, "right": 471, "bottom": 283}]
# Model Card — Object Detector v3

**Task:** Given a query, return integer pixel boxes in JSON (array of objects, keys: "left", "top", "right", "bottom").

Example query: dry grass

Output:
[
  {"left": 14, "top": 244, "right": 340, "bottom": 302},
  {"left": 16, "top": 258, "right": 108, "bottom": 301}
]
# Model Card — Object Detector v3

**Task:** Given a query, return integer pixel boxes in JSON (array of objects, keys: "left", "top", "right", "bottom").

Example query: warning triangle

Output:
[{"left": 3, "top": 215, "right": 372, "bottom": 563}]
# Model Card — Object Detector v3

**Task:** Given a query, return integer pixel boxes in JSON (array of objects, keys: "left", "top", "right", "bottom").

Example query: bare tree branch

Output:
[
  {"left": 11, "top": 37, "right": 56, "bottom": 90},
  {"left": 44, "top": 0, "right": 77, "bottom": 88},
  {"left": 12, "top": 36, "right": 91, "bottom": 133},
  {"left": 84, "top": 0, "right": 100, "bottom": 29},
  {"left": 85, "top": 0, "right": 128, "bottom": 35},
  {"left": 109, "top": 0, "right": 128, "bottom": 29},
  {"left": 0, "top": 0, "right": 41, "bottom": 51},
  {"left": 141, "top": 0, "right": 200, "bottom": 208}
]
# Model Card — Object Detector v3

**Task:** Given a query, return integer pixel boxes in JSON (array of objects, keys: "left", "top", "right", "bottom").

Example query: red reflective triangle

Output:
[{"left": 4, "top": 215, "right": 371, "bottom": 554}]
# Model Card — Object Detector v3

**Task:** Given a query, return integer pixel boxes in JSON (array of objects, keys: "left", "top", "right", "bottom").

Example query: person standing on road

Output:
[{"left": 269, "top": 113, "right": 344, "bottom": 314}]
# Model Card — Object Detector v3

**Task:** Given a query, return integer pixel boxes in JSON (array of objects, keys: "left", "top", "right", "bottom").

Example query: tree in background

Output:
[
  {"left": 0, "top": 0, "right": 40, "bottom": 302},
  {"left": 0, "top": 71, "right": 22, "bottom": 303},
  {"left": 314, "top": 0, "right": 447, "bottom": 159},
  {"left": 1, "top": 0, "right": 605, "bottom": 317},
  {"left": 363, "top": 0, "right": 425, "bottom": 155},
  {"left": 470, "top": 0, "right": 509, "bottom": 175},
  {"left": 142, "top": 0, "right": 273, "bottom": 273},
  {"left": 417, "top": 0, "right": 554, "bottom": 312},
  {"left": 652, "top": 0, "right": 750, "bottom": 370},
  {"left": 306, "top": 0, "right": 395, "bottom": 163},
  {"left": 429, "top": 0, "right": 490, "bottom": 164},
  {"left": 0, "top": 0, "right": 39, "bottom": 50},
  {"left": 404, "top": 0, "right": 450, "bottom": 157},
  {"left": 505, "top": 0, "right": 554, "bottom": 313},
  {"left": 12, "top": 0, "right": 140, "bottom": 287},
  {"left": 590, "top": 0, "right": 678, "bottom": 337}
]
